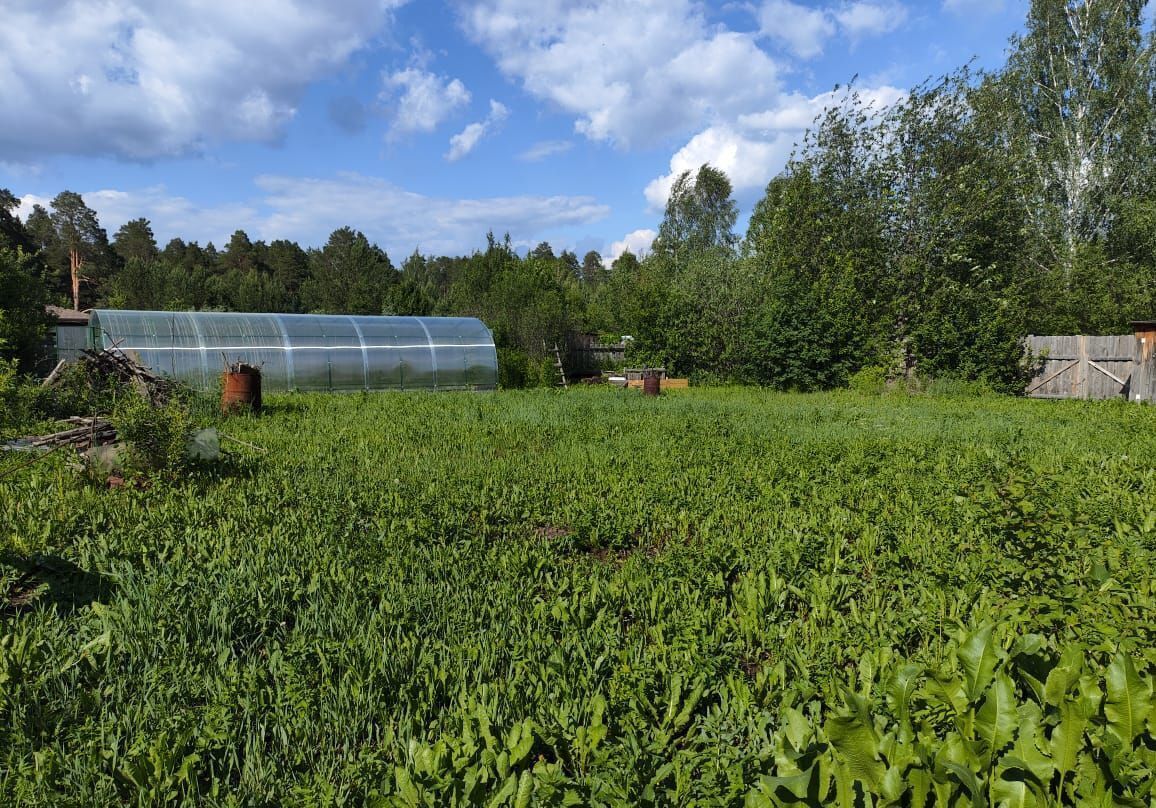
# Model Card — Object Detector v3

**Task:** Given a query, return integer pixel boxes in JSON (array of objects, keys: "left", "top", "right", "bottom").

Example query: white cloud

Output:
[
  {"left": 644, "top": 126, "right": 797, "bottom": 210},
  {"left": 383, "top": 67, "right": 471, "bottom": 138},
  {"left": 738, "top": 85, "right": 907, "bottom": 131},
  {"left": 519, "top": 140, "right": 573, "bottom": 162},
  {"left": 0, "top": 0, "right": 404, "bottom": 160},
  {"left": 21, "top": 174, "right": 611, "bottom": 258},
  {"left": 755, "top": 1, "right": 908, "bottom": 56},
  {"left": 458, "top": 0, "right": 781, "bottom": 147},
  {"left": 15, "top": 194, "right": 51, "bottom": 216},
  {"left": 258, "top": 173, "right": 609, "bottom": 256},
  {"left": 446, "top": 123, "right": 487, "bottom": 162},
  {"left": 608, "top": 229, "right": 656, "bottom": 261},
  {"left": 94, "top": 188, "right": 261, "bottom": 244},
  {"left": 19, "top": 187, "right": 261, "bottom": 246},
  {"left": 445, "top": 100, "right": 509, "bottom": 161},
  {"left": 457, "top": 0, "right": 908, "bottom": 157},
  {"left": 489, "top": 99, "right": 510, "bottom": 120},
  {"left": 758, "top": 0, "right": 837, "bottom": 59},
  {"left": 835, "top": 1, "right": 909, "bottom": 39},
  {"left": 646, "top": 83, "right": 906, "bottom": 210}
]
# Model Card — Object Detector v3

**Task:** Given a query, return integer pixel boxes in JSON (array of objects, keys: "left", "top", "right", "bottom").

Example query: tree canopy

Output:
[
  {"left": 653, "top": 164, "right": 738, "bottom": 262},
  {"left": 5, "top": 0, "right": 1156, "bottom": 388}
]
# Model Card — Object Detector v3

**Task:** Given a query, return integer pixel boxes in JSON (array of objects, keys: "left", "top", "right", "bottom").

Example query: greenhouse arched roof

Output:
[{"left": 89, "top": 310, "right": 497, "bottom": 392}]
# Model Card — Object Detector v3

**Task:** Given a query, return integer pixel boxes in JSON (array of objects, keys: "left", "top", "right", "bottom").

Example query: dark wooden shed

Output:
[{"left": 46, "top": 306, "right": 92, "bottom": 364}]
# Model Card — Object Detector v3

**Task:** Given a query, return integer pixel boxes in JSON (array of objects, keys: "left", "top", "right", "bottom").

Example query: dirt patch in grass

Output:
[{"left": 2, "top": 571, "right": 43, "bottom": 614}]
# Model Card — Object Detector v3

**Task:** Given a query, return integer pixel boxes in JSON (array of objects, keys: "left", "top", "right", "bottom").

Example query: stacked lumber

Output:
[
  {"left": 77, "top": 346, "right": 177, "bottom": 406},
  {"left": 22, "top": 417, "right": 116, "bottom": 450},
  {"left": 10, "top": 347, "right": 174, "bottom": 453}
]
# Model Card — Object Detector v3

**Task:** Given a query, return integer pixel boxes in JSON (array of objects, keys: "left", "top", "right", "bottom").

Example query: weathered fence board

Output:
[
  {"left": 1026, "top": 333, "right": 1146, "bottom": 400},
  {"left": 566, "top": 332, "right": 626, "bottom": 376}
]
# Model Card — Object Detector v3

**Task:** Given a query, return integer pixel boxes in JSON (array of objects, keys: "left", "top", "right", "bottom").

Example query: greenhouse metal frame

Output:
[{"left": 88, "top": 310, "right": 498, "bottom": 392}]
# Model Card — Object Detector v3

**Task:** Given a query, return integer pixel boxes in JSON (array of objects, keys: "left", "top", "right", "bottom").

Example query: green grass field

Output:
[{"left": 2, "top": 389, "right": 1154, "bottom": 805}]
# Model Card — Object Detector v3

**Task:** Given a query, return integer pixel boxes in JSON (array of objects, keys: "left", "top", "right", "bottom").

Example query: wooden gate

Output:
[{"left": 1025, "top": 335, "right": 1136, "bottom": 399}]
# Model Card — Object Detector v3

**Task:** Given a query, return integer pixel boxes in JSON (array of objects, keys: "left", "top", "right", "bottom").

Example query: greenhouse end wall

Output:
[{"left": 88, "top": 310, "right": 498, "bottom": 392}]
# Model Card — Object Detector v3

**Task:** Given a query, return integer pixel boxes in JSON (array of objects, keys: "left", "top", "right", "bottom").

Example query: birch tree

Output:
[
  {"left": 1003, "top": 0, "right": 1154, "bottom": 268},
  {"left": 653, "top": 165, "right": 739, "bottom": 264}
]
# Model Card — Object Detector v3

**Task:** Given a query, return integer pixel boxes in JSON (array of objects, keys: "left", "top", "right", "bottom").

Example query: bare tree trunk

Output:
[{"left": 70, "top": 247, "right": 82, "bottom": 310}]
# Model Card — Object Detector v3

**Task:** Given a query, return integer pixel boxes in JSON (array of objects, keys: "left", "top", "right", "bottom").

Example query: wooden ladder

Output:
[{"left": 551, "top": 342, "right": 568, "bottom": 389}]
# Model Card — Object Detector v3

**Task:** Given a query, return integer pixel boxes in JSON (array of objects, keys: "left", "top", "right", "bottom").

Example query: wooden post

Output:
[
  {"left": 1134, "top": 334, "right": 1146, "bottom": 402},
  {"left": 1078, "top": 335, "right": 1089, "bottom": 398},
  {"left": 1131, "top": 321, "right": 1156, "bottom": 403}
]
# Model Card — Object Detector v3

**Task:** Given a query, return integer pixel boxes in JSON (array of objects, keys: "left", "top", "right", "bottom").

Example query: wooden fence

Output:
[
  {"left": 1026, "top": 322, "right": 1156, "bottom": 401},
  {"left": 566, "top": 332, "right": 627, "bottom": 377}
]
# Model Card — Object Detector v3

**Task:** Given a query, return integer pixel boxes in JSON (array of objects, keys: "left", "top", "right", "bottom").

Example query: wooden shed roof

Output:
[{"left": 47, "top": 306, "right": 91, "bottom": 326}]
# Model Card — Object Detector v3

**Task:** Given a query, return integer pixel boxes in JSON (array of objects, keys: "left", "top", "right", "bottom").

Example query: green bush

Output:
[
  {"left": 0, "top": 357, "right": 58, "bottom": 438},
  {"left": 0, "top": 355, "right": 16, "bottom": 399},
  {"left": 498, "top": 348, "right": 561, "bottom": 389},
  {"left": 848, "top": 364, "right": 888, "bottom": 395},
  {"left": 532, "top": 356, "right": 558, "bottom": 388},
  {"left": 497, "top": 347, "right": 529, "bottom": 389},
  {"left": 28, "top": 360, "right": 127, "bottom": 421},
  {"left": 110, "top": 389, "right": 193, "bottom": 476},
  {"left": 0, "top": 355, "right": 21, "bottom": 434}
]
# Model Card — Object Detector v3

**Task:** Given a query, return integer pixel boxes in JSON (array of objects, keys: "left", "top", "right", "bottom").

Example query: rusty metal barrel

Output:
[
  {"left": 221, "top": 365, "right": 262, "bottom": 414},
  {"left": 642, "top": 370, "right": 661, "bottom": 397}
]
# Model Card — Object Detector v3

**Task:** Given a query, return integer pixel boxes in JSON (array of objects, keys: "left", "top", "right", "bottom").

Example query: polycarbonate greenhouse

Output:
[{"left": 88, "top": 310, "right": 498, "bottom": 392}]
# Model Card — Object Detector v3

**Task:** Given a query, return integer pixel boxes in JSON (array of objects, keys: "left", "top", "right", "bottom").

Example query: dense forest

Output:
[{"left": 4, "top": 0, "right": 1156, "bottom": 391}]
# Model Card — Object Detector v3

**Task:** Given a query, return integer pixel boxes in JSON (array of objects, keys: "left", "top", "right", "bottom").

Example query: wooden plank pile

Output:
[
  {"left": 20, "top": 416, "right": 116, "bottom": 450},
  {"left": 78, "top": 346, "right": 177, "bottom": 406},
  {"left": 9, "top": 347, "right": 175, "bottom": 453}
]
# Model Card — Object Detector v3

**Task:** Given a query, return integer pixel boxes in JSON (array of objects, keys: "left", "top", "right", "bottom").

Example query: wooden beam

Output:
[
  {"left": 1041, "top": 355, "right": 1133, "bottom": 362},
  {"left": 1088, "top": 360, "right": 1126, "bottom": 387},
  {"left": 1078, "top": 335, "right": 1088, "bottom": 399},
  {"left": 1026, "top": 359, "right": 1078, "bottom": 394}
]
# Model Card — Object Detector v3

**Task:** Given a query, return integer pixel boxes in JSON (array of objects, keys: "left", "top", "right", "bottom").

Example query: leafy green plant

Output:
[
  {"left": 1, "top": 389, "right": 1153, "bottom": 804},
  {"left": 749, "top": 624, "right": 1155, "bottom": 807},
  {"left": 848, "top": 365, "right": 888, "bottom": 395},
  {"left": 0, "top": 355, "right": 21, "bottom": 432},
  {"left": 110, "top": 388, "right": 194, "bottom": 476}
]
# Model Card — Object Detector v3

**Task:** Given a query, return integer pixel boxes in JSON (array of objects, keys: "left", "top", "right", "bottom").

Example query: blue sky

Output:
[{"left": 2, "top": 0, "right": 1027, "bottom": 262}]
